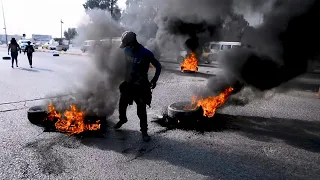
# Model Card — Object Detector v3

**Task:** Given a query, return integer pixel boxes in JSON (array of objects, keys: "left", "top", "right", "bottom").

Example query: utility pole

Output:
[
  {"left": 110, "top": 0, "right": 114, "bottom": 19},
  {"left": 1, "top": 0, "right": 8, "bottom": 46},
  {"left": 60, "top": 19, "right": 63, "bottom": 39}
]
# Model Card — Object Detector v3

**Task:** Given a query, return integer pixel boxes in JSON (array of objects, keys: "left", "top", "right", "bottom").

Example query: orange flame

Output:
[
  {"left": 47, "top": 104, "right": 101, "bottom": 135},
  {"left": 181, "top": 52, "right": 198, "bottom": 72},
  {"left": 192, "top": 87, "right": 234, "bottom": 117}
]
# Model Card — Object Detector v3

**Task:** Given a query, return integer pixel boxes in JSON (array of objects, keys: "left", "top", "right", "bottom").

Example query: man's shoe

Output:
[
  {"left": 114, "top": 119, "right": 128, "bottom": 129},
  {"left": 142, "top": 133, "right": 151, "bottom": 142}
]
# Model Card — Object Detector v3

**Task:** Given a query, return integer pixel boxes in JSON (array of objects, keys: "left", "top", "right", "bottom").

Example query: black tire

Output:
[
  {"left": 167, "top": 101, "right": 202, "bottom": 121},
  {"left": 27, "top": 106, "right": 47, "bottom": 125},
  {"left": 2, "top": 56, "right": 11, "bottom": 60},
  {"left": 53, "top": 54, "right": 60, "bottom": 56}
]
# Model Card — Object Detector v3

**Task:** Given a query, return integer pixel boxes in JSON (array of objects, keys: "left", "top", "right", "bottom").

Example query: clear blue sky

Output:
[{"left": 0, "top": 0, "right": 126, "bottom": 38}]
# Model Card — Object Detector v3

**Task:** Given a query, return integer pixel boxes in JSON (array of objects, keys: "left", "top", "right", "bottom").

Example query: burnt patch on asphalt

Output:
[
  {"left": 25, "top": 135, "right": 81, "bottom": 176},
  {"left": 153, "top": 113, "right": 237, "bottom": 133},
  {"left": 153, "top": 113, "right": 320, "bottom": 152}
]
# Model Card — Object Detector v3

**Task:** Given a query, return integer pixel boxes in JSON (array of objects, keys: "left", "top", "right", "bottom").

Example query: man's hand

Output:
[{"left": 150, "top": 80, "right": 157, "bottom": 89}]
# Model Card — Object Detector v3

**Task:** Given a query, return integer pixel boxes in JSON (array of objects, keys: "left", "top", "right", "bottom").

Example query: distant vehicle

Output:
[
  {"left": 177, "top": 41, "right": 242, "bottom": 64},
  {"left": 18, "top": 39, "right": 34, "bottom": 51},
  {"left": 81, "top": 40, "right": 99, "bottom": 53},
  {"left": 47, "top": 39, "right": 59, "bottom": 50},
  {"left": 42, "top": 42, "right": 49, "bottom": 49},
  {"left": 33, "top": 42, "right": 41, "bottom": 49},
  {"left": 100, "top": 37, "right": 121, "bottom": 48},
  {"left": 47, "top": 39, "right": 69, "bottom": 51}
]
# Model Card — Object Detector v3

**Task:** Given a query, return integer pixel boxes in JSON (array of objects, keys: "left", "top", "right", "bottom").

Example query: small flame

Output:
[
  {"left": 181, "top": 52, "right": 198, "bottom": 72},
  {"left": 192, "top": 87, "right": 234, "bottom": 117},
  {"left": 47, "top": 104, "right": 101, "bottom": 135}
]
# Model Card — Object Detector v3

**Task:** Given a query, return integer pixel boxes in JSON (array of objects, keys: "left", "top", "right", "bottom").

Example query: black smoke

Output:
[
  {"left": 222, "top": 0, "right": 320, "bottom": 91},
  {"left": 46, "top": 10, "right": 126, "bottom": 117},
  {"left": 154, "top": 0, "right": 320, "bottom": 92}
]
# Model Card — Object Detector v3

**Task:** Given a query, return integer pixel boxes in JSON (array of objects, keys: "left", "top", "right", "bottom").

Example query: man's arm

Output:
[
  {"left": 149, "top": 55, "right": 162, "bottom": 87},
  {"left": 7, "top": 44, "right": 10, "bottom": 54},
  {"left": 18, "top": 45, "right": 21, "bottom": 53}
]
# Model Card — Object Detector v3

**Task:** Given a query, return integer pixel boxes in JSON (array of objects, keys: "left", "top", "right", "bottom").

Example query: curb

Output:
[
  {"left": 35, "top": 49, "right": 88, "bottom": 56},
  {"left": 0, "top": 45, "right": 87, "bottom": 56}
]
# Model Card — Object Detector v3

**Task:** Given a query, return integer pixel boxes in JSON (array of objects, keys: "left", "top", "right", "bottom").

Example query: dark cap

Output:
[{"left": 120, "top": 31, "right": 137, "bottom": 48}]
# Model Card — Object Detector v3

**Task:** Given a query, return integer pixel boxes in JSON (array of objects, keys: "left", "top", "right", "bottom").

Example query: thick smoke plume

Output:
[
  {"left": 124, "top": 0, "right": 319, "bottom": 94},
  {"left": 47, "top": 10, "right": 126, "bottom": 117},
  {"left": 47, "top": 0, "right": 320, "bottom": 114},
  {"left": 222, "top": 0, "right": 320, "bottom": 91}
]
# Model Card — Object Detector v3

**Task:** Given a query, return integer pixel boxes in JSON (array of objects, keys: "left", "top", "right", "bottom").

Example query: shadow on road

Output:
[
  {"left": 25, "top": 115, "right": 320, "bottom": 178},
  {"left": 76, "top": 119, "right": 319, "bottom": 179},
  {"left": 33, "top": 68, "right": 54, "bottom": 72},
  {"left": 153, "top": 113, "right": 320, "bottom": 153},
  {"left": 16, "top": 67, "right": 54, "bottom": 72},
  {"left": 16, "top": 67, "right": 40, "bottom": 72}
]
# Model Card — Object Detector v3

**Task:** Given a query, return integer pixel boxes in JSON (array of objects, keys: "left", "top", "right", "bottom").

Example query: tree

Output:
[
  {"left": 83, "top": 0, "right": 121, "bottom": 21},
  {"left": 121, "top": 0, "right": 158, "bottom": 42},
  {"left": 221, "top": 14, "right": 249, "bottom": 41},
  {"left": 64, "top": 28, "right": 78, "bottom": 43}
]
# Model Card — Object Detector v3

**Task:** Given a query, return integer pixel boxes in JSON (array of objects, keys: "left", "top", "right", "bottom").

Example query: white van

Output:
[
  {"left": 207, "top": 41, "right": 241, "bottom": 53},
  {"left": 100, "top": 37, "right": 121, "bottom": 47},
  {"left": 177, "top": 41, "right": 242, "bottom": 64}
]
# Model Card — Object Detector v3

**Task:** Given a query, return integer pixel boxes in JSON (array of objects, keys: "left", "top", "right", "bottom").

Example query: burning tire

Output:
[
  {"left": 167, "top": 101, "right": 202, "bottom": 121},
  {"left": 27, "top": 106, "right": 48, "bottom": 125}
]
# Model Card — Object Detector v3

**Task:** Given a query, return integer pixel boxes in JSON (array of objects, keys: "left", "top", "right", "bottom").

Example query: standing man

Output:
[
  {"left": 24, "top": 41, "right": 35, "bottom": 68},
  {"left": 8, "top": 38, "right": 21, "bottom": 68},
  {"left": 114, "top": 31, "right": 162, "bottom": 142}
]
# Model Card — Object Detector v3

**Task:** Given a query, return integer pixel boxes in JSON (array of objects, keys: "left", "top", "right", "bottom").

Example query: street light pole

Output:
[
  {"left": 1, "top": 0, "right": 8, "bottom": 46},
  {"left": 60, "top": 19, "right": 63, "bottom": 39}
]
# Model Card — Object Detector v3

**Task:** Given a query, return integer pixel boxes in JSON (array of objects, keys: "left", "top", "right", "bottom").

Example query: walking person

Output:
[
  {"left": 24, "top": 41, "right": 35, "bottom": 68},
  {"left": 114, "top": 31, "right": 162, "bottom": 142},
  {"left": 8, "top": 38, "right": 21, "bottom": 68}
]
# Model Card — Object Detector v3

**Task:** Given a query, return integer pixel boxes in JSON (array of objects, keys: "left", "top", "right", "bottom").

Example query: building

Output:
[
  {"left": 0, "top": 34, "right": 23, "bottom": 44},
  {"left": 32, "top": 34, "right": 52, "bottom": 44}
]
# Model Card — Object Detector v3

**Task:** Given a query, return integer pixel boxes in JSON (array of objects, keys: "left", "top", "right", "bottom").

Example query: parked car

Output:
[
  {"left": 46, "top": 39, "right": 69, "bottom": 51},
  {"left": 42, "top": 42, "right": 49, "bottom": 49},
  {"left": 100, "top": 37, "right": 121, "bottom": 48},
  {"left": 33, "top": 42, "right": 41, "bottom": 49},
  {"left": 18, "top": 39, "right": 34, "bottom": 51},
  {"left": 81, "top": 40, "right": 99, "bottom": 53}
]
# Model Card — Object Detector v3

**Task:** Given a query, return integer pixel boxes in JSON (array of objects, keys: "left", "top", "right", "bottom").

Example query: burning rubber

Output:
[{"left": 27, "top": 105, "right": 106, "bottom": 136}]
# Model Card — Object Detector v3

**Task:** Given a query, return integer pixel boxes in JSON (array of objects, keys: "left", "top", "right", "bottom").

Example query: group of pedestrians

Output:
[{"left": 7, "top": 38, "right": 34, "bottom": 68}]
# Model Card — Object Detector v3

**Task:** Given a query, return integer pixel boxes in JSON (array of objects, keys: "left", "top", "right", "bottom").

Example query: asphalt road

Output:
[{"left": 0, "top": 49, "right": 319, "bottom": 180}]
